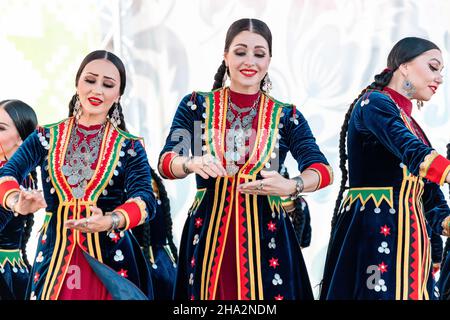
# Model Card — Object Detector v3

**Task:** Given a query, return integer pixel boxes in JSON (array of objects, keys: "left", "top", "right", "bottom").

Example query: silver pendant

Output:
[{"left": 226, "top": 162, "right": 239, "bottom": 176}]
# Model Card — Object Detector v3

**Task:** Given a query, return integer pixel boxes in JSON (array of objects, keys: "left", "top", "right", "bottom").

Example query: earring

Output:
[
  {"left": 402, "top": 79, "right": 416, "bottom": 98},
  {"left": 109, "top": 103, "right": 121, "bottom": 128},
  {"left": 222, "top": 67, "right": 228, "bottom": 87},
  {"left": 73, "top": 95, "right": 82, "bottom": 122},
  {"left": 416, "top": 100, "right": 424, "bottom": 110},
  {"left": 262, "top": 73, "right": 272, "bottom": 94}
]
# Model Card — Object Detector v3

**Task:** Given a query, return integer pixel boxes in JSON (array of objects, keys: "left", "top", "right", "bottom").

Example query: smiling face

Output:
[
  {"left": 0, "top": 105, "right": 22, "bottom": 161},
  {"left": 400, "top": 49, "right": 444, "bottom": 101},
  {"left": 224, "top": 30, "right": 271, "bottom": 94},
  {"left": 76, "top": 59, "right": 121, "bottom": 123}
]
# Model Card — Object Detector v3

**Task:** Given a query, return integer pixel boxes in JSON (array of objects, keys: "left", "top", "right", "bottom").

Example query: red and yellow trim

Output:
[
  {"left": 305, "top": 163, "right": 333, "bottom": 190},
  {"left": 0, "top": 177, "right": 20, "bottom": 208},
  {"left": 419, "top": 151, "right": 450, "bottom": 185},
  {"left": 114, "top": 197, "right": 147, "bottom": 230},
  {"left": 159, "top": 151, "right": 179, "bottom": 180}
]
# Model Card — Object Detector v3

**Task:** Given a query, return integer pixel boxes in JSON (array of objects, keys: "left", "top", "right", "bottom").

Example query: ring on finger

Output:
[{"left": 256, "top": 181, "right": 264, "bottom": 191}]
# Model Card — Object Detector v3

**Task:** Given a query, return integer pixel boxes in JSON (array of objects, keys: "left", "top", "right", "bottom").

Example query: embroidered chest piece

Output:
[{"left": 62, "top": 123, "right": 106, "bottom": 199}]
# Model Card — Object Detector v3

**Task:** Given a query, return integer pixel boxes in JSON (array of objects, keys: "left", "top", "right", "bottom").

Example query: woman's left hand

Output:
[
  {"left": 65, "top": 206, "right": 112, "bottom": 233},
  {"left": 237, "top": 170, "right": 296, "bottom": 197}
]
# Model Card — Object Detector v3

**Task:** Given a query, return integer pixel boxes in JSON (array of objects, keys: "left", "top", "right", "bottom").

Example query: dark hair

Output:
[
  {"left": 139, "top": 166, "right": 178, "bottom": 263},
  {"left": 212, "top": 18, "right": 272, "bottom": 90},
  {"left": 331, "top": 37, "right": 440, "bottom": 232},
  {"left": 0, "top": 99, "right": 38, "bottom": 269},
  {"left": 68, "top": 50, "right": 128, "bottom": 131}
]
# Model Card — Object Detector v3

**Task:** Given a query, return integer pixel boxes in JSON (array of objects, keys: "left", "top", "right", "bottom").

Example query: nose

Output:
[
  {"left": 244, "top": 55, "right": 256, "bottom": 67},
  {"left": 436, "top": 74, "right": 443, "bottom": 84},
  {"left": 92, "top": 83, "right": 103, "bottom": 94}
]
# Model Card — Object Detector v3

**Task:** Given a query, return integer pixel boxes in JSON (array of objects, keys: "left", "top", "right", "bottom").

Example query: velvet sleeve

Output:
[
  {"left": 422, "top": 181, "right": 450, "bottom": 235},
  {"left": 158, "top": 93, "right": 202, "bottom": 179},
  {"left": 358, "top": 93, "right": 450, "bottom": 184},
  {"left": 0, "top": 130, "right": 46, "bottom": 208},
  {"left": 113, "top": 139, "right": 156, "bottom": 229},
  {"left": 279, "top": 108, "right": 333, "bottom": 189}
]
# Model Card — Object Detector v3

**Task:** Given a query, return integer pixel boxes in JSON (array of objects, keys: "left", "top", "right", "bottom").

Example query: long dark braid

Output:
[
  {"left": 150, "top": 167, "right": 178, "bottom": 262},
  {"left": 139, "top": 167, "right": 178, "bottom": 263},
  {"left": 331, "top": 69, "right": 394, "bottom": 231},
  {"left": 212, "top": 60, "right": 227, "bottom": 91}
]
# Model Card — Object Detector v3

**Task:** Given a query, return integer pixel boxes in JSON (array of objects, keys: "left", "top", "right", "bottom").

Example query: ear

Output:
[
  {"left": 223, "top": 53, "right": 228, "bottom": 68},
  {"left": 398, "top": 63, "right": 409, "bottom": 78}
]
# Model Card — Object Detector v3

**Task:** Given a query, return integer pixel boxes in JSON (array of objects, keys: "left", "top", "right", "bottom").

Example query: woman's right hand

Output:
[
  {"left": 186, "top": 154, "right": 227, "bottom": 179},
  {"left": 8, "top": 190, "right": 47, "bottom": 216}
]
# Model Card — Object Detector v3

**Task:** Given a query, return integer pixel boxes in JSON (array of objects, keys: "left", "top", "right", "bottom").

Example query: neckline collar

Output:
[{"left": 383, "top": 86, "right": 413, "bottom": 117}]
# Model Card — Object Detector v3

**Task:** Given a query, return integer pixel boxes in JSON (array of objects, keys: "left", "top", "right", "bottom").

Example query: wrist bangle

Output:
[
  {"left": 290, "top": 176, "right": 304, "bottom": 200},
  {"left": 182, "top": 156, "right": 193, "bottom": 175},
  {"left": 107, "top": 212, "right": 121, "bottom": 234},
  {"left": 7, "top": 193, "right": 20, "bottom": 217}
]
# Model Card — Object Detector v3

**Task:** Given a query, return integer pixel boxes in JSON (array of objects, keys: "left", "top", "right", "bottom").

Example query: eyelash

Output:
[
  {"left": 429, "top": 64, "right": 438, "bottom": 72},
  {"left": 234, "top": 51, "right": 266, "bottom": 58},
  {"left": 84, "top": 79, "right": 114, "bottom": 88}
]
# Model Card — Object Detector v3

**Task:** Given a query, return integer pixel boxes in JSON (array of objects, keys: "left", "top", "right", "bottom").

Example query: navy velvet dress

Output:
[
  {"left": 0, "top": 118, "right": 156, "bottom": 300},
  {"left": 321, "top": 87, "right": 450, "bottom": 300},
  {"left": 0, "top": 188, "right": 31, "bottom": 300},
  {"left": 159, "top": 87, "right": 333, "bottom": 300}
]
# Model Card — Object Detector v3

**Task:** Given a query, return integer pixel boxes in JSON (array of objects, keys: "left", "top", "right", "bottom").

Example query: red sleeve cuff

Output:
[
  {"left": 159, "top": 151, "right": 179, "bottom": 180},
  {"left": 419, "top": 152, "right": 450, "bottom": 186},
  {"left": 0, "top": 177, "right": 20, "bottom": 209},
  {"left": 114, "top": 197, "right": 147, "bottom": 230},
  {"left": 305, "top": 163, "right": 333, "bottom": 190}
]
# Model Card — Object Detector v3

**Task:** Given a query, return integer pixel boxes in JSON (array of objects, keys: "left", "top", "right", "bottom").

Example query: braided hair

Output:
[
  {"left": 0, "top": 99, "right": 38, "bottom": 268},
  {"left": 212, "top": 18, "right": 272, "bottom": 91},
  {"left": 68, "top": 50, "right": 127, "bottom": 132},
  {"left": 331, "top": 37, "right": 440, "bottom": 232},
  {"left": 137, "top": 166, "right": 178, "bottom": 263}
]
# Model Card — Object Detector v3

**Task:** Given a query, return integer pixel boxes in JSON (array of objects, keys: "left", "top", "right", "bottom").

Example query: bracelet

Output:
[
  {"left": 7, "top": 192, "right": 20, "bottom": 217},
  {"left": 182, "top": 156, "right": 193, "bottom": 175},
  {"left": 107, "top": 212, "right": 121, "bottom": 234},
  {"left": 289, "top": 176, "right": 304, "bottom": 200}
]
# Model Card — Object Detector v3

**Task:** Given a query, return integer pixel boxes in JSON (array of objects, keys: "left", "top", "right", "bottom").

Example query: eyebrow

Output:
[
  {"left": 430, "top": 58, "right": 442, "bottom": 65},
  {"left": 86, "top": 72, "right": 117, "bottom": 82},
  {"left": 234, "top": 43, "right": 267, "bottom": 50}
]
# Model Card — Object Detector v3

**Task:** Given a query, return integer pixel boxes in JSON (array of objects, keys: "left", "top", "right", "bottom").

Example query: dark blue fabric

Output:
[
  {"left": 0, "top": 122, "right": 156, "bottom": 300},
  {"left": 161, "top": 91, "right": 329, "bottom": 300},
  {"left": 321, "top": 91, "right": 450, "bottom": 300},
  {"left": 133, "top": 199, "right": 177, "bottom": 300},
  {"left": 438, "top": 239, "right": 450, "bottom": 300}
]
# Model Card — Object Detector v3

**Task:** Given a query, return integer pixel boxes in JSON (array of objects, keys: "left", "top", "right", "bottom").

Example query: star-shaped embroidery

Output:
[
  {"left": 110, "top": 232, "right": 120, "bottom": 243},
  {"left": 269, "top": 257, "right": 279, "bottom": 269},
  {"left": 274, "top": 294, "right": 284, "bottom": 300},
  {"left": 191, "top": 257, "right": 196, "bottom": 268},
  {"left": 118, "top": 269, "right": 128, "bottom": 278},
  {"left": 34, "top": 272, "right": 40, "bottom": 283},
  {"left": 380, "top": 225, "right": 391, "bottom": 237},
  {"left": 190, "top": 295, "right": 195, "bottom": 300},
  {"left": 267, "top": 221, "right": 277, "bottom": 232},
  {"left": 195, "top": 217, "right": 203, "bottom": 228},
  {"left": 378, "top": 262, "right": 388, "bottom": 274}
]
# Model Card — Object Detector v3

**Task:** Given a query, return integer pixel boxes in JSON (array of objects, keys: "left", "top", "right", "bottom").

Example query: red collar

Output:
[{"left": 383, "top": 86, "right": 413, "bottom": 117}]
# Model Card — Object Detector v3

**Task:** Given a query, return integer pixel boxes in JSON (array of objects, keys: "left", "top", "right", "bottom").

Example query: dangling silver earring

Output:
[
  {"left": 73, "top": 94, "right": 82, "bottom": 122},
  {"left": 109, "top": 102, "right": 121, "bottom": 128},
  {"left": 416, "top": 100, "right": 423, "bottom": 110},
  {"left": 222, "top": 67, "right": 228, "bottom": 87},
  {"left": 262, "top": 73, "right": 272, "bottom": 94},
  {"left": 402, "top": 79, "right": 416, "bottom": 98}
]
